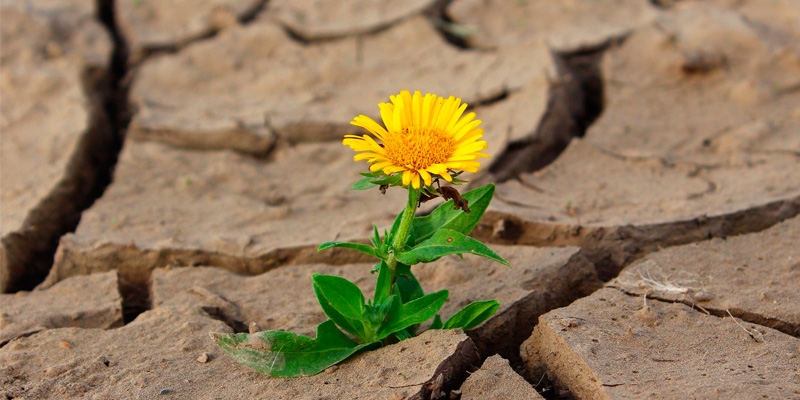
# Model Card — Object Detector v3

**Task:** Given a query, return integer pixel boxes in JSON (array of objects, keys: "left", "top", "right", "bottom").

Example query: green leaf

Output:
[
  {"left": 393, "top": 328, "right": 412, "bottom": 341},
  {"left": 391, "top": 264, "right": 425, "bottom": 340},
  {"left": 370, "top": 225, "right": 381, "bottom": 247},
  {"left": 377, "top": 290, "right": 448, "bottom": 339},
  {"left": 411, "top": 184, "right": 495, "bottom": 246},
  {"left": 212, "top": 320, "right": 375, "bottom": 377},
  {"left": 312, "top": 274, "right": 370, "bottom": 341},
  {"left": 373, "top": 261, "right": 391, "bottom": 304},
  {"left": 351, "top": 176, "right": 379, "bottom": 190},
  {"left": 313, "top": 274, "right": 366, "bottom": 320},
  {"left": 396, "top": 229, "right": 510, "bottom": 266},
  {"left": 429, "top": 314, "right": 444, "bottom": 330},
  {"left": 370, "top": 173, "right": 402, "bottom": 186},
  {"left": 393, "top": 263, "right": 423, "bottom": 303},
  {"left": 442, "top": 300, "right": 499, "bottom": 330},
  {"left": 317, "top": 241, "right": 379, "bottom": 259}
]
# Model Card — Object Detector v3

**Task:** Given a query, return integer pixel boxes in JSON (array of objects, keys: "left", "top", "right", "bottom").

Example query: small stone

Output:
[
  {"left": 196, "top": 353, "right": 209, "bottom": 363},
  {"left": 692, "top": 290, "right": 713, "bottom": 302}
]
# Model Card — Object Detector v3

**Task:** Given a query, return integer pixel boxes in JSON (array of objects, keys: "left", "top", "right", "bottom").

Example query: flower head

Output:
[{"left": 343, "top": 90, "right": 490, "bottom": 189}]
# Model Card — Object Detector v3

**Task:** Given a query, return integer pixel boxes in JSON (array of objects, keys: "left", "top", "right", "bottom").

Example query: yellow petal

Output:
[
  {"left": 446, "top": 161, "right": 481, "bottom": 172},
  {"left": 411, "top": 172, "right": 421, "bottom": 189},
  {"left": 354, "top": 152, "right": 382, "bottom": 161},
  {"left": 452, "top": 141, "right": 488, "bottom": 157},
  {"left": 383, "top": 165, "right": 405, "bottom": 174},
  {"left": 454, "top": 129, "right": 484, "bottom": 145},
  {"left": 412, "top": 90, "right": 422, "bottom": 126},
  {"left": 448, "top": 115, "right": 474, "bottom": 141},
  {"left": 435, "top": 96, "right": 457, "bottom": 131},
  {"left": 402, "top": 170, "right": 412, "bottom": 186},
  {"left": 362, "top": 134, "right": 387, "bottom": 153},
  {"left": 393, "top": 99, "right": 404, "bottom": 132},
  {"left": 379, "top": 103, "right": 395, "bottom": 133},
  {"left": 446, "top": 102, "right": 468, "bottom": 131},
  {"left": 427, "top": 163, "right": 447, "bottom": 173},
  {"left": 351, "top": 115, "right": 388, "bottom": 140},
  {"left": 419, "top": 169, "right": 433, "bottom": 186},
  {"left": 447, "top": 154, "right": 479, "bottom": 162},
  {"left": 421, "top": 93, "right": 434, "bottom": 126},
  {"left": 394, "top": 90, "right": 412, "bottom": 126},
  {"left": 370, "top": 161, "right": 393, "bottom": 171},
  {"left": 343, "top": 138, "right": 373, "bottom": 152}
]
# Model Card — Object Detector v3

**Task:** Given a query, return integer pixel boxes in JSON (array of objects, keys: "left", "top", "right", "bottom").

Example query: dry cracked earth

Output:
[{"left": 1, "top": 0, "right": 800, "bottom": 399}]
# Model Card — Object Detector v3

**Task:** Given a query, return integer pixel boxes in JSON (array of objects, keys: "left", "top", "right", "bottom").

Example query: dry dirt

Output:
[{"left": 1, "top": 0, "right": 799, "bottom": 399}]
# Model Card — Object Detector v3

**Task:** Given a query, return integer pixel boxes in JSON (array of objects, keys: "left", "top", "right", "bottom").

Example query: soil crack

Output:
[
  {"left": 487, "top": 44, "right": 607, "bottom": 182},
  {"left": 612, "top": 286, "right": 799, "bottom": 338},
  {"left": 0, "top": 1, "right": 127, "bottom": 293}
]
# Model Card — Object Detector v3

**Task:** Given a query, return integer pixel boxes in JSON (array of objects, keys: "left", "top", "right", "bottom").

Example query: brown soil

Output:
[{"left": 2, "top": 0, "right": 799, "bottom": 398}]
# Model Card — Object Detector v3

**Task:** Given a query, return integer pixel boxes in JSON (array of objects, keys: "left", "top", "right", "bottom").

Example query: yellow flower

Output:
[{"left": 343, "top": 90, "right": 490, "bottom": 189}]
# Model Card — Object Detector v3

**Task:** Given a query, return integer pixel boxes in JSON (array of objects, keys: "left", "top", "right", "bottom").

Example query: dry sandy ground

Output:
[{"left": 2, "top": 0, "right": 799, "bottom": 398}]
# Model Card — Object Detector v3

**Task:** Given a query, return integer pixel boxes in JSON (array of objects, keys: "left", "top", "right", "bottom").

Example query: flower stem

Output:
[{"left": 386, "top": 187, "right": 420, "bottom": 282}]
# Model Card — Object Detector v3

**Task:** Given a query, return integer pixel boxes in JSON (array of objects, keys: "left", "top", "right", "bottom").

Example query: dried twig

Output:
[{"left": 726, "top": 309, "right": 765, "bottom": 343}]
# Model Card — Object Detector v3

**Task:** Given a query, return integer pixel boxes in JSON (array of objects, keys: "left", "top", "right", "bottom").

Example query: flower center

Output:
[{"left": 383, "top": 126, "right": 455, "bottom": 170}]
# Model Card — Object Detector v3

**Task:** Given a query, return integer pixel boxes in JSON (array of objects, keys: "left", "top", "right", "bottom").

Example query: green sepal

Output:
[
  {"left": 369, "top": 172, "right": 403, "bottom": 186},
  {"left": 376, "top": 290, "right": 448, "bottom": 340},
  {"left": 312, "top": 274, "right": 370, "bottom": 342},
  {"left": 351, "top": 171, "right": 403, "bottom": 190},
  {"left": 396, "top": 229, "right": 510, "bottom": 266},
  {"left": 211, "top": 320, "right": 376, "bottom": 377},
  {"left": 351, "top": 176, "right": 379, "bottom": 190},
  {"left": 411, "top": 184, "right": 495, "bottom": 246},
  {"left": 442, "top": 300, "right": 499, "bottom": 330},
  {"left": 317, "top": 241, "right": 379, "bottom": 259}
]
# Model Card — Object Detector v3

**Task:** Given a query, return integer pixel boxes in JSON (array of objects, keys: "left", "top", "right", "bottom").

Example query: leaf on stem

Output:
[
  {"left": 211, "top": 320, "right": 376, "bottom": 377},
  {"left": 351, "top": 176, "right": 379, "bottom": 190},
  {"left": 411, "top": 184, "right": 495, "bottom": 245},
  {"left": 369, "top": 173, "right": 403, "bottom": 187},
  {"left": 396, "top": 229, "right": 510, "bottom": 266},
  {"left": 317, "top": 241, "right": 379, "bottom": 259},
  {"left": 376, "top": 290, "right": 448, "bottom": 340},
  {"left": 441, "top": 300, "right": 499, "bottom": 330},
  {"left": 312, "top": 274, "right": 370, "bottom": 342}
]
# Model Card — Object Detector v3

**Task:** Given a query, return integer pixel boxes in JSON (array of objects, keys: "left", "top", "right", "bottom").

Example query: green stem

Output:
[{"left": 386, "top": 187, "right": 420, "bottom": 282}]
